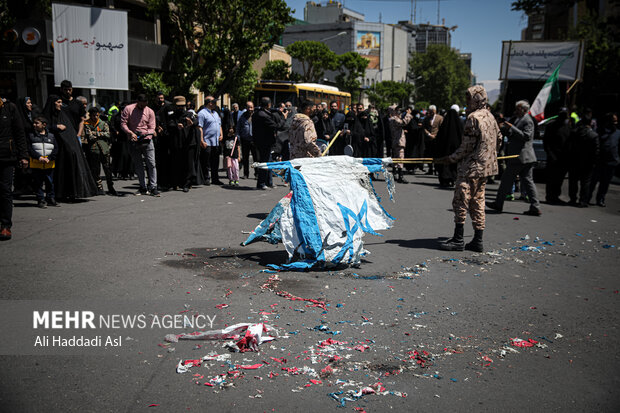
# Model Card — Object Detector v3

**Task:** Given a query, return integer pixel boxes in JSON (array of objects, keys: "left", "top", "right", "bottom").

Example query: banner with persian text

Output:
[
  {"left": 52, "top": 3, "right": 128, "bottom": 90},
  {"left": 499, "top": 41, "right": 584, "bottom": 81}
]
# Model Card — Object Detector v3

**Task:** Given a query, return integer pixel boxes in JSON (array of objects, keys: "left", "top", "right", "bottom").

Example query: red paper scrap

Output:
[
  {"left": 239, "top": 364, "right": 263, "bottom": 370},
  {"left": 511, "top": 338, "right": 539, "bottom": 347},
  {"left": 318, "top": 338, "right": 347, "bottom": 348},
  {"left": 183, "top": 359, "right": 201, "bottom": 367},
  {"left": 261, "top": 274, "right": 327, "bottom": 310}
]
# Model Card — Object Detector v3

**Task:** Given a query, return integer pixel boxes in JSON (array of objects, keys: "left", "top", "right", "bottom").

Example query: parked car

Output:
[{"left": 533, "top": 122, "right": 547, "bottom": 183}]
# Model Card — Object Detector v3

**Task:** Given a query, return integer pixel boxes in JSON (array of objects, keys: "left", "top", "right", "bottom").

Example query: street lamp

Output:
[
  {"left": 374, "top": 65, "right": 401, "bottom": 84},
  {"left": 320, "top": 31, "right": 347, "bottom": 42}
]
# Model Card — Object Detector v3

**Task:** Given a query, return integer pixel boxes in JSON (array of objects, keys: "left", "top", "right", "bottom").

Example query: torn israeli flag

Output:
[{"left": 242, "top": 156, "right": 395, "bottom": 270}]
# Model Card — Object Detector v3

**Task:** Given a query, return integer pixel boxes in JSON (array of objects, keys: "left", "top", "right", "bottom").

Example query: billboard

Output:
[
  {"left": 356, "top": 31, "right": 381, "bottom": 70},
  {"left": 499, "top": 41, "right": 584, "bottom": 81},
  {"left": 52, "top": 3, "right": 128, "bottom": 90}
]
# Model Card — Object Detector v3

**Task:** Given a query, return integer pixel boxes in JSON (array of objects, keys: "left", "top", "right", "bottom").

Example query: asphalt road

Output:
[{"left": 1, "top": 170, "right": 619, "bottom": 412}]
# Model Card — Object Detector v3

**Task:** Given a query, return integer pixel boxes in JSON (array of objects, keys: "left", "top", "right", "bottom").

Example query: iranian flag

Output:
[{"left": 529, "top": 63, "right": 562, "bottom": 122}]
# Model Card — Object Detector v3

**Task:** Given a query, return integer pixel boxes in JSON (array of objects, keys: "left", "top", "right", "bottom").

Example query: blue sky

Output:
[{"left": 284, "top": 0, "right": 527, "bottom": 88}]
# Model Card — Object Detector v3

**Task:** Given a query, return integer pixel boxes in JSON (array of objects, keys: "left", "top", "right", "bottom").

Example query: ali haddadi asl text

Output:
[{"left": 34, "top": 335, "right": 122, "bottom": 347}]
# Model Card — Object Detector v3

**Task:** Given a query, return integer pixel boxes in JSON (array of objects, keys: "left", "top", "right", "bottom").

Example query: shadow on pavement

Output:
[
  {"left": 386, "top": 237, "right": 447, "bottom": 250},
  {"left": 247, "top": 213, "right": 268, "bottom": 220}
]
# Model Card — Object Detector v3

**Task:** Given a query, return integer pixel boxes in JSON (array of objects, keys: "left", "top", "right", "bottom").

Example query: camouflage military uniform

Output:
[
  {"left": 447, "top": 85, "right": 502, "bottom": 230},
  {"left": 83, "top": 119, "right": 115, "bottom": 194},
  {"left": 289, "top": 114, "right": 321, "bottom": 160},
  {"left": 388, "top": 108, "right": 413, "bottom": 168}
]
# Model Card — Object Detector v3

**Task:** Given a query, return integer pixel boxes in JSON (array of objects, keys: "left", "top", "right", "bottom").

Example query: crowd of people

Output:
[{"left": 0, "top": 80, "right": 617, "bottom": 243}]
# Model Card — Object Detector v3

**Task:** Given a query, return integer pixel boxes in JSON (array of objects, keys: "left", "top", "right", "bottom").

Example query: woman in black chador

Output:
[
  {"left": 42, "top": 95, "right": 97, "bottom": 201},
  {"left": 433, "top": 108, "right": 463, "bottom": 188}
]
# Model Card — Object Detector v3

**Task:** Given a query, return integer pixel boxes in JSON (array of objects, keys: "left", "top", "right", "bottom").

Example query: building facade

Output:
[
  {"left": 283, "top": 2, "right": 409, "bottom": 90},
  {"left": 521, "top": 0, "right": 620, "bottom": 40},
  {"left": 0, "top": 0, "right": 168, "bottom": 109}
]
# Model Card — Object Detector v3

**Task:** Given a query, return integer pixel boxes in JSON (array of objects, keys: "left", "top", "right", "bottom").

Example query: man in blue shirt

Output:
[{"left": 197, "top": 96, "right": 223, "bottom": 185}]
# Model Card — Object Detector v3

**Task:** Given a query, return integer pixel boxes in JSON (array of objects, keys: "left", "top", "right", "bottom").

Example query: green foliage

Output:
[
  {"left": 228, "top": 66, "right": 259, "bottom": 103},
  {"left": 366, "top": 81, "right": 414, "bottom": 111},
  {"left": 261, "top": 60, "right": 292, "bottom": 81},
  {"left": 138, "top": 71, "right": 172, "bottom": 101},
  {"left": 285, "top": 41, "right": 337, "bottom": 82},
  {"left": 334, "top": 52, "right": 368, "bottom": 102},
  {"left": 415, "top": 101, "right": 429, "bottom": 111},
  {"left": 1, "top": 0, "right": 51, "bottom": 32},
  {"left": 568, "top": 11, "right": 620, "bottom": 109},
  {"left": 510, "top": 0, "right": 592, "bottom": 13},
  {"left": 145, "top": 0, "right": 293, "bottom": 98},
  {"left": 410, "top": 44, "right": 470, "bottom": 109}
]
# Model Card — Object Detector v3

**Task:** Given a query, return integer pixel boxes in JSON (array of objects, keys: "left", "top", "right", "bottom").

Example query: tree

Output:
[
  {"left": 366, "top": 81, "right": 414, "bottom": 111},
  {"left": 145, "top": 0, "right": 293, "bottom": 98},
  {"left": 285, "top": 41, "right": 337, "bottom": 83},
  {"left": 1, "top": 0, "right": 50, "bottom": 33},
  {"left": 410, "top": 44, "right": 470, "bottom": 109},
  {"left": 511, "top": 0, "right": 620, "bottom": 110},
  {"left": 138, "top": 71, "right": 172, "bottom": 102},
  {"left": 227, "top": 66, "right": 259, "bottom": 103},
  {"left": 334, "top": 52, "right": 368, "bottom": 102},
  {"left": 568, "top": 11, "right": 620, "bottom": 110},
  {"left": 261, "top": 60, "right": 292, "bottom": 81},
  {"left": 510, "top": 0, "right": 588, "bottom": 13}
]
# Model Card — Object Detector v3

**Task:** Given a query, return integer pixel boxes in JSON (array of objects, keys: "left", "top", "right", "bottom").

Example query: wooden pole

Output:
[
  {"left": 321, "top": 130, "right": 342, "bottom": 157},
  {"left": 395, "top": 155, "right": 519, "bottom": 164},
  {"left": 566, "top": 79, "right": 580, "bottom": 95}
]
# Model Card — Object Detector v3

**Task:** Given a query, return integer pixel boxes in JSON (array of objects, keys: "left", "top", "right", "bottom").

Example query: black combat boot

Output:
[
  {"left": 465, "top": 229, "right": 484, "bottom": 252},
  {"left": 440, "top": 223, "right": 464, "bottom": 251},
  {"left": 397, "top": 168, "right": 409, "bottom": 184}
]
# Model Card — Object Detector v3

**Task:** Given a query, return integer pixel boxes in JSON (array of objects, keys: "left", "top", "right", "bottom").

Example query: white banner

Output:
[
  {"left": 53, "top": 3, "right": 128, "bottom": 90},
  {"left": 500, "top": 41, "right": 584, "bottom": 81}
]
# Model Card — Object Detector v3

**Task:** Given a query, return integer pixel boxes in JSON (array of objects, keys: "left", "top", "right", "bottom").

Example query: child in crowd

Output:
[
  {"left": 27, "top": 116, "right": 59, "bottom": 208},
  {"left": 224, "top": 126, "right": 240, "bottom": 186}
]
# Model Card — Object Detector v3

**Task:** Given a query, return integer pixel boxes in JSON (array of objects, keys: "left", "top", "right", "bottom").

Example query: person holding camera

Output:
[
  {"left": 197, "top": 96, "right": 224, "bottom": 186},
  {"left": 121, "top": 94, "right": 159, "bottom": 196}
]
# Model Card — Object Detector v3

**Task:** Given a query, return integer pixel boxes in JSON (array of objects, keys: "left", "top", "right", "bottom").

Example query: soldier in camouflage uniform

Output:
[
  {"left": 435, "top": 85, "right": 502, "bottom": 252},
  {"left": 289, "top": 100, "right": 321, "bottom": 160},
  {"left": 388, "top": 105, "right": 413, "bottom": 183},
  {"left": 83, "top": 107, "right": 117, "bottom": 196}
]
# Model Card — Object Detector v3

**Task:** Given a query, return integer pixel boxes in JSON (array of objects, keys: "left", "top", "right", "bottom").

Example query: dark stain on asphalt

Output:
[{"left": 160, "top": 247, "right": 289, "bottom": 279}]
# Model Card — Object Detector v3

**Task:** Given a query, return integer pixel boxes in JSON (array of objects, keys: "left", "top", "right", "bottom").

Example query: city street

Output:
[{"left": 1, "top": 172, "right": 619, "bottom": 412}]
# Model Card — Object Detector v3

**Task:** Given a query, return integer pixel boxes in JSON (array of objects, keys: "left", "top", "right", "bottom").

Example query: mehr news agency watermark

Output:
[{"left": 32, "top": 311, "right": 217, "bottom": 348}]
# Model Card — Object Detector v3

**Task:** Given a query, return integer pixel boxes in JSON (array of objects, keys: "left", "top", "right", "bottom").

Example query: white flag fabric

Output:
[
  {"left": 530, "top": 63, "right": 562, "bottom": 122},
  {"left": 242, "top": 156, "right": 395, "bottom": 270},
  {"left": 52, "top": 3, "right": 128, "bottom": 90}
]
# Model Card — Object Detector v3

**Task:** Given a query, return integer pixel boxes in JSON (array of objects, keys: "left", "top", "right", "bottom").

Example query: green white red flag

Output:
[{"left": 529, "top": 63, "right": 562, "bottom": 122}]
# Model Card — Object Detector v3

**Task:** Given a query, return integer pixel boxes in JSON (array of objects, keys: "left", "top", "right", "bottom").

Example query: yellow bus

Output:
[{"left": 254, "top": 81, "right": 351, "bottom": 110}]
